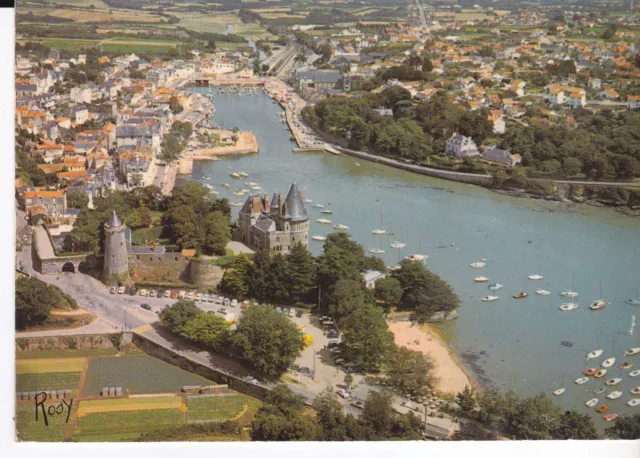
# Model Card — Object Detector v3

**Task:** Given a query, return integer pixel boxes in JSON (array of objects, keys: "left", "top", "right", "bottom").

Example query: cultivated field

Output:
[
  {"left": 186, "top": 394, "right": 246, "bottom": 422},
  {"left": 82, "top": 355, "right": 212, "bottom": 395},
  {"left": 17, "top": 357, "right": 87, "bottom": 374},
  {"left": 16, "top": 404, "right": 69, "bottom": 442},
  {"left": 77, "top": 396, "right": 183, "bottom": 415},
  {"left": 16, "top": 372, "right": 82, "bottom": 393}
]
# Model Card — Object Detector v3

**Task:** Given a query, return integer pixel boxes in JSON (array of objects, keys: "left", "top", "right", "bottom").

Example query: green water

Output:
[{"left": 184, "top": 87, "right": 640, "bottom": 425}]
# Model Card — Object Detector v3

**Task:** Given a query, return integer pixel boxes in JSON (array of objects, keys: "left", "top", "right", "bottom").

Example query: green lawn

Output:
[
  {"left": 16, "top": 372, "right": 81, "bottom": 393},
  {"left": 74, "top": 408, "right": 182, "bottom": 439},
  {"left": 131, "top": 226, "right": 168, "bottom": 245},
  {"left": 16, "top": 404, "right": 69, "bottom": 442},
  {"left": 18, "top": 38, "right": 101, "bottom": 51},
  {"left": 83, "top": 356, "right": 213, "bottom": 395},
  {"left": 187, "top": 394, "right": 246, "bottom": 422},
  {"left": 100, "top": 43, "right": 177, "bottom": 54},
  {"left": 16, "top": 348, "right": 118, "bottom": 359}
]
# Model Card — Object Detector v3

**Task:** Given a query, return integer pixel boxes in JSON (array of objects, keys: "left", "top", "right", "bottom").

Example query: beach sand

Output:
[{"left": 388, "top": 321, "right": 472, "bottom": 394}]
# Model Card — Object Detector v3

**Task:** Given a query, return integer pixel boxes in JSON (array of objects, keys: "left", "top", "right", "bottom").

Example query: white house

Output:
[
  {"left": 445, "top": 133, "right": 480, "bottom": 158},
  {"left": 362, "top": 270, "right": 386, "bottom": 290}
]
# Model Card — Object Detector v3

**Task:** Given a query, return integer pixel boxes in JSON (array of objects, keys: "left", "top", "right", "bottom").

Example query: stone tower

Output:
[{"left": 103, "top": 210, "right": 129, "bottom": 280}]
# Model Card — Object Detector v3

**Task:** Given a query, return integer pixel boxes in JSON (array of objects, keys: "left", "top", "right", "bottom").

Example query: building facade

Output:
[{"left": 103, "top": 210, "right": 130, "bottom": 280}]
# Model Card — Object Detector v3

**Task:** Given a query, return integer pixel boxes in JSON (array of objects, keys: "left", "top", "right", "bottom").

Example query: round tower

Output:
[{"left": 103, "top": 210, "right": 129, "bottom": 280}]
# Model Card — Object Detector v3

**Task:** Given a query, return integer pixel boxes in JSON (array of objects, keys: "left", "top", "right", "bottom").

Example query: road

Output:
[{"left": 416, "top": 0, "right": 427, "bottom": 28}]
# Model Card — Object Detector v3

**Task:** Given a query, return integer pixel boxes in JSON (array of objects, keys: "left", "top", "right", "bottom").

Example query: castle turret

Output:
[{"left": 103, "top": 210, "right": 129, "bottom": 280}]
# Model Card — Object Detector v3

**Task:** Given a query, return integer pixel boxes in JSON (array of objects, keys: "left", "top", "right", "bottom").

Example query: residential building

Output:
[
  {"left": 445, "top": 133, "right": 480, "bottom": 158},
  {"left": 483, "top": 147, "right": 522, "bottom": 167}
]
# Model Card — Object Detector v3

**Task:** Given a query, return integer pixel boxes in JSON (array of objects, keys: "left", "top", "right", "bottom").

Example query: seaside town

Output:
[{"left": 13, "top": 0, "right": 640, "bottom": 444}]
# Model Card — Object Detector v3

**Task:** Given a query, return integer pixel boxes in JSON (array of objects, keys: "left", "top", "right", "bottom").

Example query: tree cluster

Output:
[{"left": 16, "top": 276, "right": 78, "bottom": 330}]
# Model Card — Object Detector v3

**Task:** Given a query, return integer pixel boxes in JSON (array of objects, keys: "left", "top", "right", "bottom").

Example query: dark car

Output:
[
  {"left": 140, "top": 303, "right": 151, "bottom": 311},
  {"left": 156, "top": 289, "right": 165, "bottom": 298},
  {"left": 129, "top": 286, "right": 138, "bottom": 296},
  {"left": 296, "top": 311, "right": 303, "bottom": 318}
]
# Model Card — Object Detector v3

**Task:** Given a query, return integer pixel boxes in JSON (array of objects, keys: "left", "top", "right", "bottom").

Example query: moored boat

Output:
[
  {"left": 470, "top": 262, "right": 485, "bottom": 268},
  {"left": 603, "top": 413, "right": 618, "bottom": 422},
  {"left": 585, "top": 398, "right": 599, "bottom": 408},
  {"left": 321, "top": 209, "right": 333, "bottom": 214},
  {"left": 371, "top": 229, "right": 386, "bottom": 235},
  {"left": 316, "top": 219, "right": 332, "bottom": 224},
  {"left": 238, "top": 172, "right": 249, "bottom": 177},
  {"left": 513, "top": 292, "right": 528, "bottom": 299},
  {"left": 560, "top": 291, "right": 579, "bottom": 298},
  {"left": 602, "top": 357, "right": 616, "bottom": 368},
  {"left": 626, "top": 299, "right": 640, "bottom": 305},
  {"left": 474, "top": 276, "right": 489, "bottom": 283},
  {"left": 312, "top": 235, "right": 326, "bottom": 242},
  {"left": 575, "top": 377, "right": 589, "bottom": 385},
  {"left": 597, "top": 404, "right": 608, "bottom": 413},
  {"left": 390, "top": 241, "right": 406, "bottom": 249},
  {"left": 230, "top": 202, "right": 242, "bottom": 207},
  {"left": 303, "top": 199, "right": 312, "bottom": 203},
  {"left": 406, "top": 254, "right": 426, "bottom": 262},
  {"left": 584, "top": 368, "right": 598, "bottom": 376},
  {"left": 552, "top": 388, "right": 565, "bottom": 396},
  {"left": 589, "top": 298, "right": 606, "bottom": 311},
  {"left": 624, "top": 347, "right": 640, "bottom": 356},
  {"left": 528, "top": 274, "right": 544, "bottom": 280},
  {"left": 481, "top": 296, "right": 499, "bottom": 302},
  {"left": 536, "top": 289, "right": 550, "bottom": 295},
  {"left": 488, "top": 283, "right": 503, "bottom": 290},
  {"left": 631, "top": 386, "right": 640, "bottom": 395},
  {"left": 312, "top": 204, "right": 325, "bottom": 209},
  {"left": 606, "top": 378, "right": 622, "bottom": 386},
  {"left": 369, "top": 248, "right": 385, "bottom": 254},
  {"left": 626, "top": 399, "right": 640, "bottom": 407},
  {"left": 222, "top": 183, "right": 231, "bottom": 188},
  {"left": 621, "top": 361, "right": 633, "bottom": 370},
  {"left": 594, "top": 369, "right": 607, "bottom": 378},
  {"left": 630, "top": 370, "right": 640, "bottom": 377},
  {"left": 559, "top": 303, "right": 578, "bottom": 311},
  {"left": 333, "top": 224, "right": 349, "bottom": 230},
  {"left": 587, "top": 349, "right": 603, "bottom": 359},
  {"left": 594, "top": 386, "right": 607, "bottom": 394},
  {"left": 230, "top": 172, "right": 240, "bottom": 178},
  {"left": 606, "top": 391, "right": 622, "bottom": 400}
]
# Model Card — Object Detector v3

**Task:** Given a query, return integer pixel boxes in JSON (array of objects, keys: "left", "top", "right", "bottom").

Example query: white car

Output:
[
  {"left": 288, "top": 308, "right": 295, "bottom": 317},
  {"left": 231, "top": 299, "right": 238, "bottom": 307},
  {"left": 139, "top": 289, "right": 148, "bottom": 297},
  {"left": 208, "top": 295, "right": 216, "bottom": 303},
  {"left": 178, "top": 290, "right": 186, "bottom": 299},
  {"left": 187, "top": 291, "right": 195, "bottom": 300},
  {"left": 202, "top": 294, "right": 210, "bottom": 302},
  {"left": 195, "top": 293, "right": 203, "bottom": 301},
  {"left": 117, "top": 286, "right": 125, "bottom": 294},
  {"left": 337, "top": 389, "right": 350, "bottom": 399},
  {"left": 149, "top": 290, "right": 157, "bottom": 298},
  {"left": 163, "top": 290, "right": 171, "bottom": 298}
]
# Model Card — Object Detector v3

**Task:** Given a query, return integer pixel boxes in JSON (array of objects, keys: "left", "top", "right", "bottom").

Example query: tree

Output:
[
  {"left": 248, "top": 249, "right": 271, "bottom": 301},
  {"left": 219, "top": 254, "right": 252, "bottom": 298},
  {"left": 555, "top": 410, "right": 599, "bottom": 440},
  {"left": 313, "top": 389, "right": 362, "bottom": 441},
  {"left": 251, "top": 385, "right": 317, "bottom": 441},
  {"left": 359, "top": 391, "right": 422, "bottom": 440},
  {"left": 343, "top": 373, "right": 354, "bottom": 390},
  {"left": 504, "top": 393, "right": 561, "bottom": 440},
  {"left": 16, "top": 277, "right": 62, "bottom": 329},
  {"left": 177, "top": 313, "right": 229, "bottom": 350},
  {"left": 158, "top": 300, "right": 202, "bottom": 333},
  {"left": 328, "top": 279, "right": 368, "bottom": 319},
  {"left": 66, "top": 190, "right": 89, "bottom": 209},
  {"left": 340, "top": 303, "right": 394, "bottom": 371},
  {"left": 374, "top": 277, "right": 403, "bottom": 308},
  {"left": 203, "top": 211, "right": 230, "bottom": 255},
  {"left": 562, "top": 156, "right": 582, "bottom": 176},
  {"left": 124, "top": 206, "right": 152, "bottom": 230},
  {"left": 606, "top": 414, "right": 640, "bottom": 439},
  {"left": 231, "top": 305, "right": 303, "bottom": 375},
  {"left": 386, "top": 345, "right": 436, "bottom": 396},
  {"left": 452, "top": 421, "right": 497, "bottom": 441},
  {"left": 456, "top": 386, "right": 477, "bottom": 414},
  {"left": 284, "top": 243, "right": 316, "bottom": 304},
  {"left": 169, "top": 96, "right": 183, "bottom": 114}
]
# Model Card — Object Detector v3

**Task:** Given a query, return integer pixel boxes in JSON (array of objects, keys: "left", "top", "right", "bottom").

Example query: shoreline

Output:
[{"left": 388, "top": 321, "right": 478, "bottom": 395}]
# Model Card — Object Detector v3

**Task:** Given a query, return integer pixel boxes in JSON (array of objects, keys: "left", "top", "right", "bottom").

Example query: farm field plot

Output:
[
  {"left": 17, "top": 357, "right": 87, "bottom": 374},
  {"left": 186, "top": 394, "right": 246, "bottom": 422},
  {"left": 74, "top": 407, "right": 183, "bottom": 440},
  {"left": 16, "top": 372, "right": 81, "bottom": 393},
  {"left": 78, "top": 396, "right": 183, "bottom": 415},
  {"left": 16, "top": 404, "right": 69, "bottom": 442},
  {"left": 15, "top": 348, "right": 118, "bottom": 359},
  {"left": 83, "top": 356, "right": 212, "bottom": 395}
]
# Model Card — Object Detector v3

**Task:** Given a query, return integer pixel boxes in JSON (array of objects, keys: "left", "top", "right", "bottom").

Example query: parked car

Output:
[
  {"left": 139, "top": 289, "right": 148, "bottom": 297},
  {"left": 178, "top": 290, "right": 186, "bottom": 299},
  {"left": 215, "top": 297, "right": 223, "bottom": 305},
  {"left": 296, "top": 310, "right": 303, "bottom": 318},
  {"left": 334, "top": 358, "right": 345, "bottom": 365},
  {"left": 149, "top": 290, "right": 157, "bottom": 298},
  {"left": 156, "top": 289, "right": 165, "bottom": 298},
  {"left": 218, "top": 308, "right": 227, "bottom": 315},
  {"left": 140, "top": 303, "right": 151, "bottom": 311},
  {"left": 275, "top": 307, "right": 282, "bottom": 314},
  {"left": 109, "top": 286, "right": 117, "bottom": 294},
  {"left": 186, "top": 291, "right": 195, "bottom": 300},
  {"left": 223, "top": 297, "right": 230, "bottom": 306},
  {"left": 240, "top": 302, "right": 249, "bottom": 309},
  {"left": 170, "top": 290, "right": 179, "bottom": 299},
  {"left": 195, "top": 293, "right": 203, "bottom": 301},
  {"left": 337, "top": 389, "right": 350, "bottom": 399},
  {"left": 202, "top": 294, "right": 210, "bottom": 302},
  {"left": 288, "top": 308, "right": 295, "bottom": 317},
  {"left": 117, "top": 286, "right": 125, "bottom": 294},
  {"left": 230, "top": 299, "right": 238, "bottom": 307},
  {"left": 129, "top": 286, "right": 137, "bottom": 296},
  {"left": 351, "top": 400, "right": 365, "bottom": 410},
  {"left": 282, "top": 308, "right": 289, "bottom": 316},
  {"left": 208, "top": 295, "right": 216, "bottom": 303},
  {"left": 163, "top": 290, "right": 171, "bottom": 298}
]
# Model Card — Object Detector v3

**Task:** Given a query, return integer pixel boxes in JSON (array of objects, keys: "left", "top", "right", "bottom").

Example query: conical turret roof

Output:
[
  {"left": 107, "top": 210, "right": 123, "bottom": 227},
  {"left": 282, "top": 182, "right": 308, "bottom": 223}
]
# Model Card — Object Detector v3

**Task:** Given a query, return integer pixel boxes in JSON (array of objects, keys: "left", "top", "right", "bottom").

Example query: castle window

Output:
[
  {"left": 137, "top": 255, "right": 140, "bottom": 260},
  {"left": 149, "top": 256, "right": 153, "bottom": 261},
  {"left": 293, "top": 237, "right": 295, "bottom": 242},
  {"left": 175, "top": 257, "right": 178, "bottom": 262},
  {"left": 276, "top": 236, "right": 280, "bottom": 242},
  {"left": 111, "top": 255, "right": 114, "bottom": 259},
  {"left": 121, "top": 242, "right": 124, "bottom": 246}
]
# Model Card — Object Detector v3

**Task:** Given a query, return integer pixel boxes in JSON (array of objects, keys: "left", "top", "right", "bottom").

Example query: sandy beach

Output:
[{"left": 388, "top": 321, "right": 472, "bottom": 394}]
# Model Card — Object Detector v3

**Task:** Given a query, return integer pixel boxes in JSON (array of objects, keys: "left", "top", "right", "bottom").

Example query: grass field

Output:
[
  {"left": 83, "top": 356, "right": 212, "bottom": 395},
  {"left": 74, "top": 407, "right": 183, "bottom": 440},
  {"left": 132, "top": 226, "right": 167, "bottom": 245},
  {"left": 16, "top": 372, "right": 82, "bottom": 393},
  {"left": 187, "top": 394, "right": 246, "bottom": 422},
  {"left": 16, "top": 348, "right": 118, "bottom": 359},
  {"left": 17, "top": 357, "right": 87, "bottom": 374},
  {"left": 78, "top": 396, "right": 183, "bottom": 415},
  {"left": 16, "top": 404, "right": 69, "bottom": 442}
]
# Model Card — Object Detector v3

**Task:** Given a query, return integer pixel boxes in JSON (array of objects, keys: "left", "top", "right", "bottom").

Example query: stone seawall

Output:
[
  {"left": 130, "top": 252, "right": 191, "bottom": 283},
  {"left": 15, "top": 333, "right": 117, "bottom": 352}
]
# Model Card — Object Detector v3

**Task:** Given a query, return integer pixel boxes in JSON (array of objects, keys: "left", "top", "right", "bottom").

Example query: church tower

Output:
[{"left": 103, "top": 210, "right": 129, "bottom": 280}]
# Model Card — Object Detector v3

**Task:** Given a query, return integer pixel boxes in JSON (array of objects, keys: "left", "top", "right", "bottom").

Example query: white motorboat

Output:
[
  {"left": 575, "top": 377, "right": 589, "bottom": 385},
  {"left": 250, "top": 186, "right": 262, "bottom": 191},
  {"left": 607, "top": 391, "right": 622, "bottom": 400},
  {"left": 552, "top": 388, "right": 566, "bottom": 396},
  {"left": 230, "top": 172, "right": 240, "bottom": 178},
  {"left": 589, "top": 298, "right": 606, "bottom": 311},
  {"left": 631, "top": 387, "right": 640, "bottom": 395},
  {"left": 390, "top": 241, "right": 406, "bottom": 249},
  {"left": 626, "top": 399, "right": 640, "bottom": 407},
  {"left": 606, "top": 378, "right": 623, "bottom": 386},
  {"left": 211, "top": 191, "right": 219, "bottom": 196},
  {"left": 560, "top": 291, "right": 579, "bottom": 298},
  {"left": 559, "top": 303, "right": 579, "bottom": 311},
  {"left": 204, "top": 184, "right": 214, "bottom": 190},
  {"left": 475, "top": 276, "right": 490, "bottom": 283},
  {"left": 528, "top": 274, "right": 544, "bottom": 280},
  {"left": 333, "top": 224, "right": 349, "bottom": 230},
  {"left": 626, "top": 299, "right": 640, "bottom": 305},
  {"left": 247, "top": 182, "right": 258, "bottom": 187},
  {"left": 233, "top": 191, "right": 245, "bottom": 196},
  {"left": 317, "top": 219, "right": 332, "bottom": 224},
  {"left": 536, "top": 289, "right": 551, "bottom": 295},
  {"left": 387, "top": 264, "right": 401, "bottom": 272},
  {"left": 594, "top": 386, "right": 607, "bottom": 394},
  {"left": 369, "top": 248, "right": 385, "bottom": 254},
  {"left": 321, "top": 209, "right": 333, "bottom": 214},
  {"left": 625, "top": 348, "right": 640, "bottom": 356},
  {"left": 372, "top": 229, "right": 386, "bottom": 235},
  {"left": 311, "top": 236, "right": 326, "bottom": 242},
  {"left": 312, "top": 204, "right": 325, "bottom": 209},
  {"left": 406, "top": 254, "right": 426, "bottom": 262},
  {"left": 602, "top": 358, "right": 616, "bottom": 368},
  {"left": 585, "top": 398, "right": 599, "bottom": 408},
  {"left": 481, "top": 258, "right": 488, "bottom": 262},
  {"left": 629, "top": 370, "right": 640, "bottom": 377},
  {"left": 230, "top": 202, "right": 242, "bottom": 207},
  {"left": 470, "top": 262, "right": 485, "bottom": 268},
  {"left": 238, "top": 172, "right": 249, "bottom": 177},
  {"left": 481, "top": 296, "right": 499, "bottom": 302},
  {"left": 594, "top": 369, "right": 607, "bottom": 378},
  {"left": 488, "top": 283, "right": 503, "bottom": 290},
  {"left": 303, "top": 199, "right": 312, "bottom": 203},
  {"left": 222, "top": 183, "right": 231, "bottom": 188},
  {"left": 587, "top": 349, "right": 604, "bottom": 359}
]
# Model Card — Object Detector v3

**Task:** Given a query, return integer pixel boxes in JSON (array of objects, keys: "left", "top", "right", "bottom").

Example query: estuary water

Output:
[{"left": 184, "top": 87, "right": 640, "bottom": 424}]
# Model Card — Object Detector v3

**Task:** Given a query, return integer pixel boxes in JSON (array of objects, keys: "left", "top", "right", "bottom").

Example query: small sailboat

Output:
[
  {"left": 230, "top": 202, "right": 242, "bottom": 207},
  {"left": 222, "top": 183, "right": 231, "bottom": 188},
  {"left": 559, "top": 303, "right": 578, "bottom": 311},
  {"left": 575, "top": 377, "right": 589, "bottom": 385},
  {"left": 536, "top": 289, "right": 551, "bottom": 295},
  {"left": 606, "top": 391, "right": 622, "bottom": 400},
  {"left": 552, "top": 388, "right": 565, "bottom": 396},
  {"left": 625, "top": 348, "right": 640, "bottom": 356},
  {"left": 585, "top": 398, "right": 599, "bottom": 408},
  {"left": 303, "top": 199, "right": 313, "bottom": 204},
  {"left": 230, "top": 172, "right": 240, "bottom": 178},
  {"left": 587, "top": 349, "right": 604, "bottom": 359},
  {"left": 312, "top": 235, "right": 326, "bottom": 242},
  {"left": 481, "top": 296, "right": 499, "bottom": 302},
  {"left": 594, "top": 386, "right": 607, "bottom": 394},
  {"left": 406, "top": 254, "right": 426, "bottom": 262},
  {"left": 606, "top": 378, "right": 622, "bottom": 386},
  {"left": 312, "top": 203, "right": 325, "bottom": 209},
  {"left": 597, "top": 404, "right": 608, "bottom": 413},
  {"left": 631, "top": 387, "right": 640, "bottom": 395},
  {"left": 626, "top": 399, "right": 640, "bottom": 407},
  {"left": 528, "top": 274, "right": 544, "bottom": 280},
  {"left": 390, "top": 241, "right": 406, "bottom": 249},
  {"left": 316, "top": 219, "right": 332, "bottom": 224},
  {"left": 602, "top": 358, "right": 616, "bottom": 368},
  {"left": 626, "top": 298, "right": 640, "bottom": 305},
  {"left": 474, "top": 276, "right": 489, "bottom": 283},
  {"left": 560, "top": 291, "right": 579, "bottom": 298},
  {"left": 238, "top": 172, "right": 249, "bottom": 177},
  {"left": 603, "top": 413, "right": 618, "bottom": 422},
  {"left": 387, "top": 264, "right": 401, "bottom": 272},
  {"left": 333, "top": 224, "right": 349, "bottom": 231},
  {"left": 355, "top": 162, "right": 360, "bottom": 167},
  {"left": 513, "top": 292, "right": 528, "bottom": 299},
  {"left": 589, "top": 278, "right": 606, "bottom": 311},
  {"left": 630, "top": 370, "right": 640, "bottom": 377},
  {"left": 488, "top": 283, "right": 503, "bottom": 290},
  {"left": 371, "top": 229, "right": 386, "bottom": 235},
  {"left": 321, "top": 209, "right": 333, "bottom": 214},
  {"left": 369, "top": 248, "right": 385, "bottom": 254},
  {"left": 470, "top": 262, "right": 485, "bottom": 268},
  {"left": 584, "top": 368, "right": 598, "bottom": 376},
  {"left": 594, "top": 369, "right": 607, "bottom": 378},
  {"left": 621, "top": 362, "right": 633, "bottom": 369}
]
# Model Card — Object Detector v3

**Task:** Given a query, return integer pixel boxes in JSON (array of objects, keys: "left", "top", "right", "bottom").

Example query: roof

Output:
[
  {"left": 107, "top": 210, "right": 123, "bottom": 228},
  {"left": 282, "top": 182, "right": 308, "bottom": 223},
  {"left": 253, "top": 213, "right": 276, "bottom": 233},
  {"left": 25, "top": 190, "right": 64, "bottom": 199},
  {"left": 181, "top": 249, "right": 196, "bottom": 257}
]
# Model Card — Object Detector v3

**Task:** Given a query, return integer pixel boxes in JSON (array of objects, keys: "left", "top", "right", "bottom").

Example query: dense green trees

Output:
[
  {"left": 340, "top": 303, "right": 395, "bottom": 371},
  {"left": 219, "top": 255, "right": 252, "bottom": 298},
  {"left": 168, "top": 96, "right": 184, "bottom": 115},
  {"left": 231, "top": 305, "right": 304, "bottom": 375},
  {"left": 178, "top": 312, "right": 230, "bottom": 350},
  {"left": 606, "top": 414, "right": 640, "bottom": 439},
  {"left": 16, "top": 277, "right": 77, "bottom": 330},
  {"left": 66, "top": 190, "right": 89, "bottom": 210},
  {"left": 158, "top": 300, "right": 201, "bottom": 332},
  {"left": 251, "top": 385, "right": 317, "bottom": 441},
  {"left": 385, "top": 346, "right": 436, "bottom": 396},
  {"left": 374, "top": 276, "right": 403, "bottom": 308}
]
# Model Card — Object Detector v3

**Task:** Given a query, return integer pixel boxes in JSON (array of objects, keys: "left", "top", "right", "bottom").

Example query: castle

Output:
[{"left": 233, "top": 182, "right": 309, "bottom": 254}]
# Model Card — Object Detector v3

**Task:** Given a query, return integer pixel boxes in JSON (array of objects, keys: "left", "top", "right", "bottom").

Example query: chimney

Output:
[
  {"left": 263, "top": 194, "right": 269, "bottom": 212},
  {"left": 252, "top": 195, "right": 260, "bottom": 214},
  {"left": 278, "top": 193, "right": 283, "bottom": 216}
]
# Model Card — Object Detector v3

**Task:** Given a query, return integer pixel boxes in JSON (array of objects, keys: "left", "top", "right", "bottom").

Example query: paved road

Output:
[{"left": 33, "top": 225, "right": 55, "bottom": 259}]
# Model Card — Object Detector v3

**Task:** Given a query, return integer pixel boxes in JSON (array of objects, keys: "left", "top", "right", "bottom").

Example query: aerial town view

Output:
[{"left": 12, "top": 0, "right": 640, "bottom": 444}]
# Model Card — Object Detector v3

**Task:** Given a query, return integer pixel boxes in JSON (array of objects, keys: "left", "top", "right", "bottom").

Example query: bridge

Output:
[{"left": 33, "top": 225, "right": 96, "bottom": 275}]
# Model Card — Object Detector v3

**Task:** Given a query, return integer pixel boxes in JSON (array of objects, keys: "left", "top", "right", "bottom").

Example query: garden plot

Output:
[
  {"left": 74, "top": 407, "right": 183, "bottom": 441},
  {"left": 186, "top": 394, "right": 247, "bottom": 423},
  {"left": 16, "top": 372, "right": 81, "bottom": 393},
  {"left": 17, "top": 357, "right": 87, "bottom": 374},
  {"left": 15, "top": 404, "right": 69, "bottom": 442}
]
